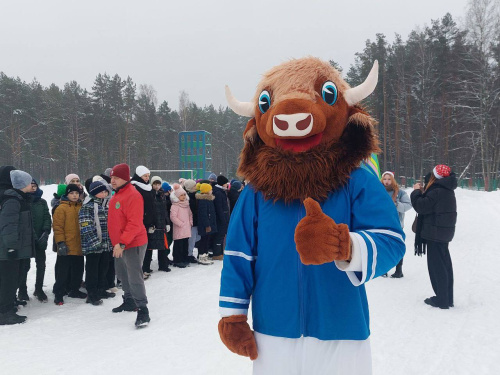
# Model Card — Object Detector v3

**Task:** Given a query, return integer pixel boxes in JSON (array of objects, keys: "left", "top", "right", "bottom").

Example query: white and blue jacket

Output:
[{"left": 219, "top": 168, "right": 405, "bottom": 341}]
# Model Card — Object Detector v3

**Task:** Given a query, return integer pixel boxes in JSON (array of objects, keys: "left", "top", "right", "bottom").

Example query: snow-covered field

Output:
[{"left": 1, "top": 185, "right": 499, "bottom": 374}]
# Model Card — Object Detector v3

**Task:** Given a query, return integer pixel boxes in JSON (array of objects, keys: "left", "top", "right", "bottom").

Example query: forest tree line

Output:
[{"left": 1, "top": 0, "right": 499, "bottom": 189}]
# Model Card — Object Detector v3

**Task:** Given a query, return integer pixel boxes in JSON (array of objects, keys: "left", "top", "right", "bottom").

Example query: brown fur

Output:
[
  {"left": 218, "top": 315, "right": 258, "bottom": 360},
  {"left": 237, "top": 110, "right": 380, "bottom": 202},
  {"left": 294, "top": 198, "right": 351, "bottom": 264}
]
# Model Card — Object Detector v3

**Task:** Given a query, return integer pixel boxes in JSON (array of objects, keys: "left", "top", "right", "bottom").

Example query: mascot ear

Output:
[
  {"left": 243, "top": 118, "right": 258, "bottom": 143},
  {"left": 347, "top": 106, "right": 377, "bottom": 128}
]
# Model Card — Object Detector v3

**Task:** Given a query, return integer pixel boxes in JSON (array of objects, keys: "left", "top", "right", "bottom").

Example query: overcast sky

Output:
[{"left": 1, "top": 0, "right": 470, "bottom": 110}]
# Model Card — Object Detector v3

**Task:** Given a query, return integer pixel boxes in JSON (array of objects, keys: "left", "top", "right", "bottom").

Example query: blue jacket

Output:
[{"left": 219, "top": 168, "right": 405, "bottom": 341}]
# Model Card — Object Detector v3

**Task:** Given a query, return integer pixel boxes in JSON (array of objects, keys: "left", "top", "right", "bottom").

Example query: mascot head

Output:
[{"left": 226, "top": 57, "right": 380, "bottom": 203}]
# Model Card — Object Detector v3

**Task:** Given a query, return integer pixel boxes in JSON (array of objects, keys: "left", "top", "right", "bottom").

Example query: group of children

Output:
[{"left": 0, "top": 164, "right": 244, "bottom": 325}]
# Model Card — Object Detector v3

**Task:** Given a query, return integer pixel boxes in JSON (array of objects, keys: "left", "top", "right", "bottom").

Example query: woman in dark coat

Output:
[
  {"left": 411, "top": 164, "right": 457, "bottom": 310},
  {"left": 227, "top": 180, "right": 243, "bottom": 215}
]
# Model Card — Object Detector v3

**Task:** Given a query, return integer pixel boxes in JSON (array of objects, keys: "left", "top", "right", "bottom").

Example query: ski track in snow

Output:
[{"left": 1, "top": 185, "right": 499, "bottom": 374}]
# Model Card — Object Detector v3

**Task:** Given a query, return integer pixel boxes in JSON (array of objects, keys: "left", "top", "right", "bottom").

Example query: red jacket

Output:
[{"left": 108, "top": 183, "right": 148, "bottom": 249}]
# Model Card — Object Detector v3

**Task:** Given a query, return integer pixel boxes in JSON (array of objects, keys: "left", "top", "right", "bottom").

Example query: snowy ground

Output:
[{"left": 1, "top": 185, "right": 499, "bottom": 374}]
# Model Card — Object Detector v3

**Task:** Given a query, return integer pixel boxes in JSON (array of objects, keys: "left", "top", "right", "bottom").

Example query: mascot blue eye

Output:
[
  {"left": 321, "top": 81, "right": 338, "bottom": 106},
  {"left": 258, "top": 90, "right": 271, "bottom": 114}
]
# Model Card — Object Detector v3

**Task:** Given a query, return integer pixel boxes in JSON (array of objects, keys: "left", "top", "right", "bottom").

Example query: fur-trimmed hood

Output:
[{"left": 195, "top": 192, "right": 215, "bottom": 201}]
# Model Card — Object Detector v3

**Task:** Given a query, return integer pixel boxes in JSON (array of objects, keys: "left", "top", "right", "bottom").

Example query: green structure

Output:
[{"left": 179, "top": 131, "right": 212, "bottom": 180}]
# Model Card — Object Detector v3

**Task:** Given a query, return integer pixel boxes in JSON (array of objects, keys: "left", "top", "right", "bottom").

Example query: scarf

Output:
[
  {"left": 173, "top": 200, "right": 190, "bottom": 209},
  {"left": 414, "top": 213, "right": 426, "bottom": 256}
]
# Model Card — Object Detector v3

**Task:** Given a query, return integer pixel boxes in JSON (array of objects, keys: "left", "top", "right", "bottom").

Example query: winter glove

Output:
[
  {"left": 294, "top": 198, "right": 351, "bottom": 265},
  {"left": 38, "top": 231, "right": 49, "bottom": 242},
  {"left": 166, "top": 225, "right": 171, "bottom": 233},
  {"left": 206, "top": 226, "right": 211, "bottom": 233},
  {"left": 7, "top": 249, "right": 18, "bottom": 259},
  {"left": 57, "top": 242, "right": 68, "bottom": 256},
  {"left": 148, "top": 226, "right": 156, "bottom": 234},
  {"left": 218, "top": 315, "right": 258, "bottom": 360}
]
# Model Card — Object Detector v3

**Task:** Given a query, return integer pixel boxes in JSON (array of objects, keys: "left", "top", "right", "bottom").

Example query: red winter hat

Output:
[
  {"left": 433, "top": 165, "right": 451, "bottom": 179},
  {"left": 111, "top": 163, "right": 131, "bottom": 181}
]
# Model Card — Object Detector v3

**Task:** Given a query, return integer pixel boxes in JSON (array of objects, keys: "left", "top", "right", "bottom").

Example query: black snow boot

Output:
[
  {"left": 15, "top": 298, "right": 27, "bottom": 307},
  {"left": 99, "top": 289, "right": 116, "bottom": 299},
  {"left": 68, "top": 290, "right": 87, "bottom": 299},
  {"left": 390, "top": 272, "right": 404, "bottom": 278},
  {"left": 18, "top": 289, "right": 30, "bottom": 302},
  {"left": 33, "top": 288, "right": 48, "bottom": 302},
  {"left": 135, "top": 306, "right": 150, "bottom": 328},
  {"left": 86, "top": 293, "right": 103, "bottom": 306},
  {"left": 0, "top": 310, "right": 27, "bottom": 325},
  {"left": 112, "top": 297, "right": 137, "bottom": 313},
  {"left": 54, "top": 295, "right": 64, "bottom": 306}
]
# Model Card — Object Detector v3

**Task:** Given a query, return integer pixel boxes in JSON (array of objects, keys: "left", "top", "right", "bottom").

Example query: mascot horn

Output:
[{"left": 218, "top": 57, "right": 405, "bottom": 375}]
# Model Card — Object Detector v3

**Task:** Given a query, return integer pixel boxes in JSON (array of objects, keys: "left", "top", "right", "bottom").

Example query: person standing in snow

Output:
[
  {"left": 184, "top": 179, "right": 201, "bottom": 264},
  {"left": 195, "top": 183, "right": 216, "bottom": 265},
  {"left": 411, "top": 165, "right": 457, "bottom": 309},
  {"left": 64, "top": 173, "right": 85, "bottom": 202},
  {"left": 212, "top": 175, "right": 230, "bottom": 260},
  {"left": 162, "top": 182, "right": 173, "bottom": 260},
  {"left": 28, "top": 179, "right": 52, "bottom": 302},
  {"left": 381, "top": 171, "right": 412, "bottom": 278},
  {"left": 170, "top": 183, "right": 193, "bottom": 268},
  {"left": 52, "top": 184, "right": 86, "bottom": 305},
  {"left": 108, "top": 163, "right": 150, "bottom": 327},
  {"left": 0, "top": 169, "right": 35, "bottom": 325},
  {"left": 79, "top": 181, "right": 114, "bottom": 306},
  {"left": 143, "top": 176, "right": 170, "bottom": 274}
]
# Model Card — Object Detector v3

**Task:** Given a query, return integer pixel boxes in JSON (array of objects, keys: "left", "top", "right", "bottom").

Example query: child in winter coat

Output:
[
  {"left": 143, "top": 176, "right": 170, "bottom": 275},
  {"left": 28, "top": 179, "right": 52, "bottom": 302},
  {"left": 195, "top": 183, "right": 217, "bottom": 265},
  {"left": 162, "top": 182, "right": 173, "bottom": 256},
  {"left": 170, "top": 183, "right": 193, "bottom": 268},
  {"left": 52, "top": 184, "right": 85, "bottom": 305},
  {"left": 79, "top": 181, "right": 113, "bottom": 305},
  {"left": 381, "top": 171, "right": 412, "bottom": 278}
]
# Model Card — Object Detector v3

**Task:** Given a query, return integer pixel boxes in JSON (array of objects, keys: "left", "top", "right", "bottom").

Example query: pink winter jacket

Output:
[{"left": 170, "top": 198, "right": 193, "bottom": 240}]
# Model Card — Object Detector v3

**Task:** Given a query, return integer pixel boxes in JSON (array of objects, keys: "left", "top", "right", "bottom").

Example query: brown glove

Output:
[
  {"left": 294, "top": 198, "right": 351, "bottom": 265},
  {"left": 218, "top": 315, "right": 258, "bottom": 360}
]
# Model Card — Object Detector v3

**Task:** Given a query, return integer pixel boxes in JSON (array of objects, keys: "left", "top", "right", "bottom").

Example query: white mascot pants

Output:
[{"left": 253, "top": 332, "right": 372, "bottom": 375}]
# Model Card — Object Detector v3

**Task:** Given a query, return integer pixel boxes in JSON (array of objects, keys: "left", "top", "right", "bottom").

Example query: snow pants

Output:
[
  {"left": 427, "top": 240, "right": 454, "bottom": 308},
  {"left": 85, "top": 252, "right": 110, "bottom": 296},
  {"left": 253, "top": 332, "right": 372, "bottom": 375},
  {"left": 173, "top": 238, "right": 189, "bottom": 264},
  {"left": 187, "top": 226, "right": 201, "bottom": 257},
  {"left": 0, "top": 259, "right": 20, "bottom": 313}
]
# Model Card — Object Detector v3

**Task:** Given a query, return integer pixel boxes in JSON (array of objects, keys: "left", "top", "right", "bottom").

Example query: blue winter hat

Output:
[
  {"left": 10, "top": 170, "right": 33, "bottom": 190},
  {"left": 89, "top": 181, "right": 108, "bottom": 196},
  {"left": 208, "top": 173, "right": 217, "bottom": 181},
  {"left": 162, "top": 182, "right": 172, "bottom": 192},
  {"left": 231, "top": 181, "right": 242, "bottom": 191}
]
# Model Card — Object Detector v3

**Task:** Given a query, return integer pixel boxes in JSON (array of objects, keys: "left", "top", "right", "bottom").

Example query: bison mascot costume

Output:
[{"left": 218, "top": 57, "right": 405, "bottom": 374}]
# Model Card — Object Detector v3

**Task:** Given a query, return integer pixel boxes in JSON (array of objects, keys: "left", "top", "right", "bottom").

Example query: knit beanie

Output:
[
  {"left": 111, "top": 163, "right": 131, "bottom": 181},
  {"left": 433, "top": 165, "right": 451, "bottom": 179},
  {"left": 10, "top": 170, "right": 33, "bottom": 190},
  {"left": 199, "top": 183, "right": 212, "bottom": 194},
  {"left": 151, "top": 176, "right": 162, "bottom": 185},
  {"left": 56, "top": 184, "right": 67, "bottom": 197},
  {"left": 208, "top": 173, "right": 217, "bottom": 181},
  {"left": 84, "top": 177, "right": 93, "bottom": 194},
  {"left": 162, "top": 182, "right": 172, "bottom": 192},
  {"left": 103, "top": 168, "right": 112, "bottom": 177},
  {"left": 64, "top": 173, "right": 80, "bottom": 185},
  {"left": 217, "top": 175, "right": 229, "bottom": 186},
  {"left": 135, "top": 165, "right": 150, "bottom": 178},
  {"left": 173, "top": 183, "right": 187, "bottom": 198},
  {"left": 382, "top": 171, "right": 394, "bottom": 179},
  {"left": 65, "top": 184, "right": 81, "bottom": 195},
  {"left": 183, "top": 179, "right": 197, "bottom": 192},
  {"left": 89, "top": 181, "right": 108, "bottom": 196},
  {"left": 231, "top": 181, "right": 242, "bottom": 191}
]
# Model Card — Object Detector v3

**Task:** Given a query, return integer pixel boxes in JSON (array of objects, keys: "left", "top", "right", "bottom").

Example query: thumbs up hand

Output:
[{"left": 294, "top": 198, "right": 351, "bottom": 265}]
